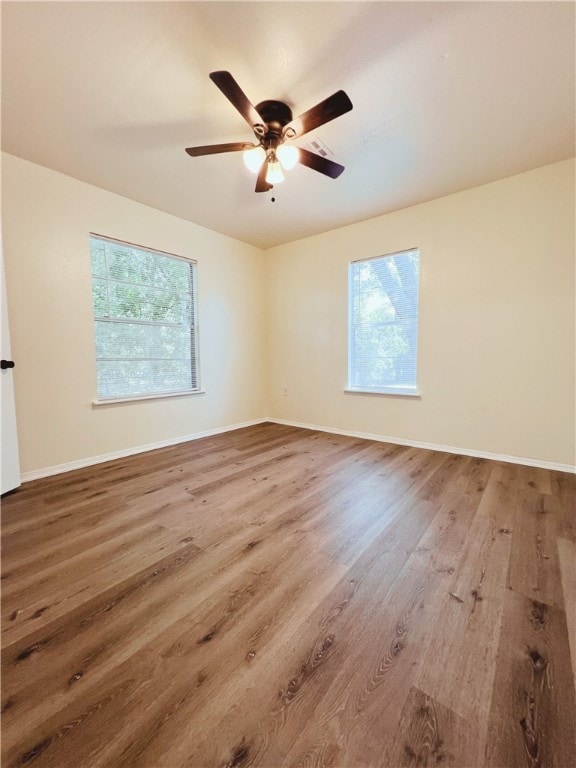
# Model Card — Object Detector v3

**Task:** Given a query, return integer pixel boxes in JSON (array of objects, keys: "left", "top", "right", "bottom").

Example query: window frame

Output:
[
  {"left": 90, "top": 233, "right": 202, "bottom": 404},
  {"left": 346, "top": 248, "right": 421, "bottom": 398}
]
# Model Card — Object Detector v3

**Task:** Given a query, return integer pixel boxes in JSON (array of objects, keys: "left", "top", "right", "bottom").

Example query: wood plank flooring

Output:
[{"left": 1, "top": 423, "right": 575, "bottom": 767}]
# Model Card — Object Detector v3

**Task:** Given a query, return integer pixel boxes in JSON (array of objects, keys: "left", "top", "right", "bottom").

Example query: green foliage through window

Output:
[
  {"left": 348, "top": 249, "right": 419, "bottom": 392},
  {"left": 90, "top": 235, "right": 199, "bottom": 399}
]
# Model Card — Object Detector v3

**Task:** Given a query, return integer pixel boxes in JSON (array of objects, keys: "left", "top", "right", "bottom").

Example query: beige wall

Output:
[
  {"left": 3, "top": 154, "right": 574, "bottom": 476},
  {"left": 2, "top": 153, "right": 266, "bottom": 475},
  {"left": 265, "top": 159, "right": 575, "bottom": 467}
]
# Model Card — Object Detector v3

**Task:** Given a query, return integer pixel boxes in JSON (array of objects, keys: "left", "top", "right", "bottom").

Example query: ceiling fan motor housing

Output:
[{"left": 255, "top": 100, "right": 293, "bottom": 145}]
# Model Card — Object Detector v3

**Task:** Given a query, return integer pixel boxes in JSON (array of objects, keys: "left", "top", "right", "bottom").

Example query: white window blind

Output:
[
  {"left": 90, "top": 235, "right": 199, "bottom": 400},
  {"left": 348, "top": 249, "right": 420, "bottom": 395}
]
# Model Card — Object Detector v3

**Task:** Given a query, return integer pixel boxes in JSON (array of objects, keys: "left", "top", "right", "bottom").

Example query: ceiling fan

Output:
[{"left": 185, "top": 71, "right": 353, "bottom": 192}]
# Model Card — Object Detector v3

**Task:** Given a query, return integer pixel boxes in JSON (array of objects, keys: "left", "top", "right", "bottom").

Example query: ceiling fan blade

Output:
[
  {"left": 209, "top": 71, "right": 265, "bottom": 133},
  {"left": 284, "top": 90, "right": 352, "bottom": 139},
  {"left": 185, "top": 142, "right": 255, "bottom": 157},
  {"left": 255, "top": 160, "right": 272, "bottom": 193},
  {"left": 297, "top": 148, "right": 345, "bottom": 179}
]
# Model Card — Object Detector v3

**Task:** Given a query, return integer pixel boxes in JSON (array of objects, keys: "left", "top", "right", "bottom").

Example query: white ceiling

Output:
[{"left": 2, "top": 1, "right": 574, "bottom": 249}]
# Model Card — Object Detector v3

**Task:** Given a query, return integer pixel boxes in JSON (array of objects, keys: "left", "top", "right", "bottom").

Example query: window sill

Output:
[
  {"left": 92, "top": 390, "right": 205, "bottom": 406},
  {"left": 344, "top": 387, "right": 421, "bottom": 398}
]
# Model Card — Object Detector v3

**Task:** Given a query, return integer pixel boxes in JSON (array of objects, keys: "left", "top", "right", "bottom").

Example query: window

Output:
[
  {"left": 348, "top": 248, "right": 420, "bottom": 396},
  {"left": 90, "top": 234, "right": 199, "bottom": 401}
]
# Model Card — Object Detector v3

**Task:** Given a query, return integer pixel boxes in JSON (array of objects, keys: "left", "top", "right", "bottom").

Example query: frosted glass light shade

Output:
[
  {"left": 265, "top": 161, "right": 285, "bottom": 184},
  {"left": 277, "top": 145, "right": 299, "bottom": 170},
  {"left": 243, "top": 146, "right": 266, "bottom": 173}
]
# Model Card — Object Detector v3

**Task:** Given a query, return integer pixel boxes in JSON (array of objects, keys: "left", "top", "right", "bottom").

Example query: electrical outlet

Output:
[{"left": 283, "top": 386, "right": 288, "bottom": 396}]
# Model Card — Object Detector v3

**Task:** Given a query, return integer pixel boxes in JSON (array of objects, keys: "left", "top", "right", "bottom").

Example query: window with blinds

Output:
[
  {"left": 348, "top": 249, "right": 420, "bottom": 395},
  {"left": 90, "top": 234, "right": 199, "bottom": 401}
]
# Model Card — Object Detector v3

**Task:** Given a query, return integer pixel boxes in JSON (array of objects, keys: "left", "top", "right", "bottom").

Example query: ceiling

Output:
[{"left": 2, "top": 1, "right": 574, "bottom": 249}]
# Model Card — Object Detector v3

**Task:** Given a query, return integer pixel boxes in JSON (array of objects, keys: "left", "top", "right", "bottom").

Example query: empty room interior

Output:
[{"left": 1, "top": 2, "right": 575, "bottom": 766}]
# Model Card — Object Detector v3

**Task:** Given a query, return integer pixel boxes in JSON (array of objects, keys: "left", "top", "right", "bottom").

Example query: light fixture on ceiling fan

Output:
[
  {"left": 185, "top": 71, "right": 353, "bottom": 192},
  {"left": 243, "top": 144, "right": 299, "bottom": 183}
]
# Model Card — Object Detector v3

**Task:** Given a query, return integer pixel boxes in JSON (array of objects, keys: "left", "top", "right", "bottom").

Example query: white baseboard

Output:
[
  {"left": 20, "top": 419, "right": 268, "bottom": 483},
  {"left": 267, "top": 418, "right": 576, "bottom": 474},
  {"left": 20, "top": 415, "right": 575, "bottom": 483}
]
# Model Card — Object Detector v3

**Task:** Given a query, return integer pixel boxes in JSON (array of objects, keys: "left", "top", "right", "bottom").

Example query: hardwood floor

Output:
[{"left": 1, "top": 423, "right": 575, "bottom": 767}]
